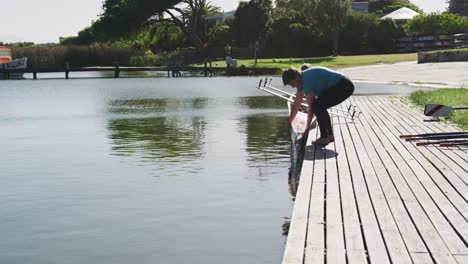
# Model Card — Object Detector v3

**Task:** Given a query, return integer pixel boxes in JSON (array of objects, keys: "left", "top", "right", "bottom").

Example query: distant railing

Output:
[{"left": 397, "top": 33, "right": 468, "bottom": 52}]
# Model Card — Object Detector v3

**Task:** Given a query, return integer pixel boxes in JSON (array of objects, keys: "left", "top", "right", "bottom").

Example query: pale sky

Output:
[{"left": 1, "top": 0, "right": 448, "bottom": 44}]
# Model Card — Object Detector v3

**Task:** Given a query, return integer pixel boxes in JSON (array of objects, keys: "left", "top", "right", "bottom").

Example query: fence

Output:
[{"left": 397, "top": 33, "right": 468, "bottom": 52}]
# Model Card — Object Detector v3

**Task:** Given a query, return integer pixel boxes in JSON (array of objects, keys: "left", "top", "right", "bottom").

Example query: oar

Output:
[
  {"left": 257, "top": 80, "right": 360, "bottom": 118},
  {"left": 440, "top": 141, "right": 468, "bottom": 147},
  {"left": 400, "top": 131, "right": 468, "bottom": 139},
  {"left": 424, "top": 104, "right": 468, "bottom": 117},
  {"left": 406, "top": 134, "right": 468, "bottom": 141},
  {"left": 264, "top": 84, "right": 356, "bottom": 114},
  {"left": 257, "top": 85, "right": 355, "bottom": 119},
  {"left": 416, "top": 139, "right": 468, "bottom": 146}
]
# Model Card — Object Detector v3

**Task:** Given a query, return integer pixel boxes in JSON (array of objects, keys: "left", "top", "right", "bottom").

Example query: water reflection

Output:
[
  {"left": 240, "top": 114, "right": 290, "bottom": 164},
  {"left": 108, "top": 116, "right": 206, "bottom": 160},
  {"left": 109, "top": 98, "right": 210, "bottom": 115},
  {"left": 106, "top": 98, "right": 207, "bottom": 164},
  {"left": 237, "top": 96, "right": 285, "bottom": 109}
]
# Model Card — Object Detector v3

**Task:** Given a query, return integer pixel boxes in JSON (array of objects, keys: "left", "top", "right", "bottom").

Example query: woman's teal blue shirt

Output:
[{"left": 301, "top": 67, "right": 344, "bottom": 95}]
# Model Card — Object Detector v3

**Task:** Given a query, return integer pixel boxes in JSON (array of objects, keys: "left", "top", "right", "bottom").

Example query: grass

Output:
[
  {"left": 201, "top": 53, "right": 417, "bottom": 70},
  {"left": 409, "top": 88, "right": 468, "bottom": 130},
  {"left": 425, "top": 47, "right": 468, "bottom": 54}
]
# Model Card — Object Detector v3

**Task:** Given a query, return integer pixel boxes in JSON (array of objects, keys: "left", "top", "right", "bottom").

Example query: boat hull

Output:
[{"left": 0, "top": 58, "right": 27, "bottom": 79}]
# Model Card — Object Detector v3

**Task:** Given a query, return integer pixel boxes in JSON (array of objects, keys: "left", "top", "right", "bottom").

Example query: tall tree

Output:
[
  {"left": 92, "top": 0, "right": 221, "bottom": 54},
  {"left": 303, "top": 0, "right": 351, "bottom": 55},
  {"left": 447, "top": 0, "right": 468, "bottom": 16},
  {"left": 231, "top": 0, "right": 273, "bottom": 46}
]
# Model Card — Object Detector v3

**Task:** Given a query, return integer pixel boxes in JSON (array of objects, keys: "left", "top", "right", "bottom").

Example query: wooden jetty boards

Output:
[
  {"left": 361, "top": 97, "right": 467, "bottom": 252},
  {"left": 282, "top": 128, "right": 317, "bottom": 264},
  {"left": 282, "top": 95, "right": 467, "bottom": 264}
]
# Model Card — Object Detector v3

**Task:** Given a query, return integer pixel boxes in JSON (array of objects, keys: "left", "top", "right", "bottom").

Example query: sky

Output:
[{"left": 1, "top": 0, "right": 449, "bottom": 44}]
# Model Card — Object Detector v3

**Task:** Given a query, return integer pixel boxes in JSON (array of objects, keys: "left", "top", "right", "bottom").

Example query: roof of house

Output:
[{"left": 381, "top": 7, "right": 420, "bottom": 20}]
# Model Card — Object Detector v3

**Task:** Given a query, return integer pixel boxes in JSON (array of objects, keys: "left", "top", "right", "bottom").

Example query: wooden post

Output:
[
  {"left": 114, "top": 62, "right": 120, "bottom": 78},
  {"left": 65, "top": 61, "right": 70, "bottom": 79},
  {"left": 33, "top": 71, "right": 37, "bottom": 80},
  {"left": 204, "top": 59, "right": 208, "bottom": 77},
  {"left": 2, "top": 64, "right": 9, "bottom": 80},
  {"left": 209, "top": 57, "right": 213, "bottom": 77}
]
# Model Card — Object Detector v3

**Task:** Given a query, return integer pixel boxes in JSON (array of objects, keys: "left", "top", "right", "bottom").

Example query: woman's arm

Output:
[
  {"left": 288, "top": 91, "right": 304, "bottom": 123},
  {"left": 305, "top": 93, "right": 315, "bottom": 130}
]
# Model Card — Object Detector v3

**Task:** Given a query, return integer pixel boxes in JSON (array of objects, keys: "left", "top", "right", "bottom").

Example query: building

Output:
[
  {"left": 204, "top": 11, "right": 235, "bottom": 25},
  {"left": 351, "top": 1, "right": 369, "bottom": 14},
  {"left": 381, "top": 7, "right": 420, "bottom": 27}
]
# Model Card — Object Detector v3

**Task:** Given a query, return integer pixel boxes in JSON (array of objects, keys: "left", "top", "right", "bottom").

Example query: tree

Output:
[
  {"left": 303, "top": 0, "right": 351, "bottom": 55},
  {"left": 404, "top": 13, "right": 468, "bottom": 36},
  {"left": 231, "top": 0, "right": 273, "bottom": 47},
  {"left": 92, "top": 0, "right": 221, "bottom": 55},
  {"left": 373, "top": 2, "right": 423, "bottom": 15},
  {"left": 369, "top": 0, "right": 421, "bottom": 14},
  {"left": 447, "top": 0, "right": 468, "bottom": 16}
]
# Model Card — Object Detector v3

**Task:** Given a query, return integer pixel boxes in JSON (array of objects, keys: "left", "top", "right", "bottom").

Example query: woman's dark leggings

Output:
[{"left": 312, "top": 77, "right": 354, "bottom": 138}]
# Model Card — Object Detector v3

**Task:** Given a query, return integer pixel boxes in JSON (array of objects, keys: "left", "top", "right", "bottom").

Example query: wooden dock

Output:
[
  {"left": 0, "top": 65, "right": 220, "bottom": 79},
  {"left": 283, "top": 96, "right": 467, "bottom": 264}
]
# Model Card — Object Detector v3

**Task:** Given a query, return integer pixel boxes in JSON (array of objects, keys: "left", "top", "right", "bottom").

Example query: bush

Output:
[
  {"left": 13, "top": 45, "right": 141, "bottom": 69},
  {"left": 339, "top": 12, "right": 399, "bottom": 54},
  {"left": 263, "top": 11, "right": 329, "bottom": 57},
  {"left": 373, "top": 2, "right": 422, "bottom": 15},
  {"left": 370, "top": 18, "right": 400, "bottom": 53},
  {"left": 207, "top": 24, "right": 232, "bottom": 47},
  {"left": 129, "top": 50, "right": 168, "bottom": 66},
  {"left": 339, "top": 12, "right": 378, "bottom": 54},
  {"left": 404, "top": 13, "right": 468, "bottom": 36},
  {"left": 369, "top": 0, "right": 420, "bottom": 14}
]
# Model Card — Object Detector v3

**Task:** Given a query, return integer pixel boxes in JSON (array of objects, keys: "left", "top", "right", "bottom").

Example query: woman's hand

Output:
[
  {"left": 305, "top": 93, "right": 315, "bottom": 129},
  {"left": 289, "top": 91, "right": 304, "bottom": 123}
]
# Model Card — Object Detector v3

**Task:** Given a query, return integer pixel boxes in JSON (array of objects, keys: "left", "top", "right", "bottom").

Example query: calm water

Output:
[{"left": 0, "top": 76, "right": 428, "bottom": 264}]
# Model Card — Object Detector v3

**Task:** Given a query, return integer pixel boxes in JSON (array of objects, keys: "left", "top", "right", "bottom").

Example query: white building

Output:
[
  {"left": 381, "top": 7, "right": 420, "bottom": 27},
  {"left": 204, "top": 11, "right": 235, "bottom": 25}
]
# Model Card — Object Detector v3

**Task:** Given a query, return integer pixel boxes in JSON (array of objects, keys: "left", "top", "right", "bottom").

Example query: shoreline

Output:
[{"left": 339, "top": 61, "right": 468, "bottom": 89}]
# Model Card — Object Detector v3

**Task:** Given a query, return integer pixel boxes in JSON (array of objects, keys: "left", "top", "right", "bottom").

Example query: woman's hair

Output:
[
  {"left": 300, "top": 63, "right": 311, "bottom": 71},
  {"left": 282, "top": 67, "right": 300, "bottom": 86}
]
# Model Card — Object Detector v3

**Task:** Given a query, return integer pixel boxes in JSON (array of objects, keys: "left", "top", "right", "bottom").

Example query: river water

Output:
[{"left": 0, "top": 76, "right": 429, "bottom": 264}]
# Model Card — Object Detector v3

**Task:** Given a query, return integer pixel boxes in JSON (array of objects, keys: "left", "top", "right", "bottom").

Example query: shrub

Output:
[
  {"left": 339, "top": 12, "right": 399, "bottom": 54},
  {"left": 404, "top": 13, "right": 468, "bottom": 36},
  {"left": 13, "top": 45, "right": 141, "bottom": 69}
]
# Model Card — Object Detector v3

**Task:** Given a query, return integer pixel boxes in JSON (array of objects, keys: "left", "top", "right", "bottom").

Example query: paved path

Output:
[
  {"left": 283, "top": 96, "right": 467, "bottom": 264},
  {"left": 340, "top": 61, "right": 468, "bottom": 88}
]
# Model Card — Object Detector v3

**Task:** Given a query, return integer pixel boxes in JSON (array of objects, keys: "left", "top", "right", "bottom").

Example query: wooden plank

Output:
[
  {"left": 325, "top": 115, "right": 346, "bottom": 264},
  {"left": 305, "top": 140, "right": 326, "bottom": 263},
  {"left": 342, "top": 103, "right": 413, "bottom": 263},
  {"left": 282, "top": 126, "right": 318, "bottom": 264},
  {"left": 334, "top": 113, "right": 367, "bottom": 264},
  {"left": 376, "top": 96, "right": 468, "bottom": 201},
  {"left": 353, "top": 96, "right": 458, "bottom": 262},
  {"left": 411, "top": 253, "right": 435, "bottom": 264},
  {"left": 454, "top": 254, "right": 468, "bottom": 264},
  {"left": 355, "top": 96, "right": 463, "bottom": 261},
  {"left": 380, "top": 97, "right": 468, "bottom": 174},
  {"left": 391, "top": 97, "right": 461, "bottom": 133},
  {"left": 378, "top": 97, "right": 468, "bottom": 187},
  {"left": 366, "top": 97, "right": 468, "bottom": 241},
  {"left": 342, "top": 102, "right": 432, "bottom": 263},
  {"left": 339, "top": 103, "right": 391, "bottom": 264},
  {"left": 390, "top": 97, "right": 468, "bottom": 164}
]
